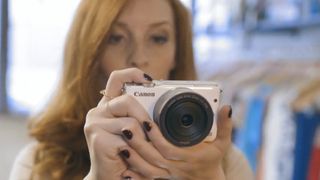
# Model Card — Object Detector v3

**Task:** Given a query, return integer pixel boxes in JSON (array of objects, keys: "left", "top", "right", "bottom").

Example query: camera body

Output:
[{"left": 123, "top": 80, "right": 221, "bottom": 147}]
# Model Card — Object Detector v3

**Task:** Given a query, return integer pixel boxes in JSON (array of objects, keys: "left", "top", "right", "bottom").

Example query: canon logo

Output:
[{"left": 134, "top": 92, "right": 155, "bottom": 97}]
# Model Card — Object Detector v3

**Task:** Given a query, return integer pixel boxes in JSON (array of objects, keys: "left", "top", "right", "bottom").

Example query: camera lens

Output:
[
  {"left": 181, "top": 114, "right": 193, "bottom": 127},
  {"left": 153, "top": 88, "right": 213, "bottom": 147}
]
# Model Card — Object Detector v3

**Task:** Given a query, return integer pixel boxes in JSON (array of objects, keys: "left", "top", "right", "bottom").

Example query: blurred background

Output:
[{"left": 1, "top": 0, "right": 320, "bottom": 179}]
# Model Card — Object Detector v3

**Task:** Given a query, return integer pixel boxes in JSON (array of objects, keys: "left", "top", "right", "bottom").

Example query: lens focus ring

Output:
[{"left": 153, "top": 88, "right": 213, "bottom": 147}]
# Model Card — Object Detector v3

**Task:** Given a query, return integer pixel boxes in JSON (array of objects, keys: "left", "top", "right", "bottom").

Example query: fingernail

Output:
[
  {"left": 122, "top": 130, "right": 133, "bottom": 140},
  {"left": 144, "top": 73, "right": 153, "bottom": 81},
  {"left": 124, "top": 176, "right": 132, "bottom": 180},
  {"left": 228, "top": 106, "right": 233, "bottom": 118},
  {"left": 119, "top": 149, "right": 130, "bottom": 159},
  {"left": 143, "top": 121, "right": 152, "bottom": 132}
]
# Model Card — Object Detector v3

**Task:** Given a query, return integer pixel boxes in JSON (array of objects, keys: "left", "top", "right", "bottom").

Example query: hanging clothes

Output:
[
  {"left": 293, "top": 110, "right": 320, "bottom": 180},
  {"left": 208, "top": 61, "right": 320, "bottom": 180},
  {"left": 308, "top": 126, "right": 320, "bottom": 180}
]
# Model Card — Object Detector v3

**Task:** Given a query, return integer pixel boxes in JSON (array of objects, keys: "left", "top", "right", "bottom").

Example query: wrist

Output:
[{"left": 210, "top": 164, "right": 225, "bottom": 180}]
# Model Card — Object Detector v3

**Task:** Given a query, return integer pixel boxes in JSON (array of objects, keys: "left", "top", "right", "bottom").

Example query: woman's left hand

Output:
[{"left": 121, "top": 105, "right": 233, "bottom": 180}]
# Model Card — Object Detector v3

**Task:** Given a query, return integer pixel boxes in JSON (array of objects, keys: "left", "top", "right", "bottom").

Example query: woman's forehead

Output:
[{"left": 116, "top": 0, "right": 175, "bottom": 26}]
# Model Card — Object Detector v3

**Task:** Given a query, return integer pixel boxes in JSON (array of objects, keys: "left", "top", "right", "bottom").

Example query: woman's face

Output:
[{"left": 101, "top": 0, "right": 176, "bottom": 80}]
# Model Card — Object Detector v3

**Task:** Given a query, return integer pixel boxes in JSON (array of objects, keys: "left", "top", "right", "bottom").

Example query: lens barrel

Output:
[{"left": 153, "top": 88, "right": 213, "bottom": 147}]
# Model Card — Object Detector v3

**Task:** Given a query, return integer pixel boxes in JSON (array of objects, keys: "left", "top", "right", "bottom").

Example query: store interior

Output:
[{"left": 1, "top": 0, "right": 320, "bottom": 179}]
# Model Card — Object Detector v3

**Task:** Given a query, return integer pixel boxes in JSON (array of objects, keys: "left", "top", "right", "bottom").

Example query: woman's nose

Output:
[{"left": 127, "top": 44, "right": 149, "bottom": 68}]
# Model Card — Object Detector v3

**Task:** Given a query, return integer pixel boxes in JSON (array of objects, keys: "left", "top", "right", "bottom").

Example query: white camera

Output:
[{"left": 123, "top": 80, "right": 221, "bottom": 147}]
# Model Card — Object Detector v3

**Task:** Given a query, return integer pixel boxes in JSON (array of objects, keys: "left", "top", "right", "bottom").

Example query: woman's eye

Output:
[
  {"left": 151, "top": 35, "right": 168, "bottom": 45},
  {"left": 107, "top": 34, "right": 124, "bottom": 44}
]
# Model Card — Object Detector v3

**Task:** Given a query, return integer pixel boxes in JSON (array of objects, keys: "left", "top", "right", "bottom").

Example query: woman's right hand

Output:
[{"left": 83, "top": 68, "right": 169, "bottom": 180}]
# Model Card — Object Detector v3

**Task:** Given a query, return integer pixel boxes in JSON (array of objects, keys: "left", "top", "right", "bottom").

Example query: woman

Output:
[{"left": 10, "top": 0, "right": 253, "bottom": 179}]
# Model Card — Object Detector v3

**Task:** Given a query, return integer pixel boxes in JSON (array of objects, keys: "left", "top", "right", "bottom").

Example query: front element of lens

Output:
[{"left": 153, "top": 88, "right": 213, "bottom": 147}]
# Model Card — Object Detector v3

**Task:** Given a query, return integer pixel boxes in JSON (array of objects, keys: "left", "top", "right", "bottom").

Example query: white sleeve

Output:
[{"left": 9, "top": 143, "right": 36, "bottom": 180}]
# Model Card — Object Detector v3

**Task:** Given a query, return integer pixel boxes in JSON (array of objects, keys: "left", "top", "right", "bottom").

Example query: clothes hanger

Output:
[{"left": 292, "top": 77, "right": 320, "bottom": 112}]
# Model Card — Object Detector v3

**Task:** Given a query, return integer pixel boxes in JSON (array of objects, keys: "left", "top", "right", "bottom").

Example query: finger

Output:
[
  {"left": 83, "top": 128, "right": 128, "bottom": 175},
  {"left": 122, "top": 169, "right": 146, "bottom": 180},
  {"left": 101, "top": 68, "right": 153, "bottom": 102},
  {"left": 106, "top": 94, "right": 151, "bottom": 122},
  {"left": 214, "top": 105, "right": 233, "bottom": 153},
  {"left": 86, "top": 115, "right": 165, "bottom": 164},
  {"left": 122, "top": 127, "right": 169, "bottom": 169},
  {"left": 86, "top": 117, "right": 146, "bottom": 142},
  {"left": 142, "top": 120, "right": 188, "bottom": 161},
  {"left": 89, "top": 116, "right": 168, "bottom": 169},
  {"left": 119, "top": 147, "right": 170, "bottom": 179}
]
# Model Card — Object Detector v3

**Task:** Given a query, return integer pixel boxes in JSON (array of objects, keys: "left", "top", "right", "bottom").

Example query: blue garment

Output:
[
  {"left": 293, "top": 111, "right": 320, "bottom": 180},
  {"left": 234, "top": 85, "right": 272, "bottom": 172},
  {"left": 311, "top": 0, "right": 320, "bottom": 14}
]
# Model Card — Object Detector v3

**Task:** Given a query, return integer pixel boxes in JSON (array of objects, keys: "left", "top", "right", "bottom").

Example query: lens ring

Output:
[{"left": 153, "top": 88, "right": 213, "bottom": 147}]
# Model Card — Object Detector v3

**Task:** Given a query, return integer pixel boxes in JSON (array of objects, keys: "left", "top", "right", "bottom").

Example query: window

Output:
[
  {"left": 0, "top": 0, "right": 8, "bottom": 113},
  {"left": 7, "top": 0, "right": 80, "bottom": 114}
]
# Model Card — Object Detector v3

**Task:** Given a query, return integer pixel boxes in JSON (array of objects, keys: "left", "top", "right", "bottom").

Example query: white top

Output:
[
  {"left": 9, "top": 143, "right": 36, "bottom": 180},
  {"left": 262, "top": 89, "right": 298, "bottom": 180},
  {"left": 10, "top": 143, "right": 254, "bottom": 180}
]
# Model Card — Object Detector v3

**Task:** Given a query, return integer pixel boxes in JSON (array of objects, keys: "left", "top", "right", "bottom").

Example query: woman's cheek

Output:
[
  {"left": 101, "top": 49, "right": 128, "bottom": 74},
  {"left": 149, "top": 59, "right": 175, "bottom": 79}
]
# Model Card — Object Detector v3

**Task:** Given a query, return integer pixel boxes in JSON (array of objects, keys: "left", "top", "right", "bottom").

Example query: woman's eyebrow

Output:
[
  {"left": 149, "top": 21, "right": 172, "bottom": 28},
  {"left": 114, "top": 20, "right": 173, "bottom": 29},
  {"left": 113, "top": 22, "right": 129, "bottom": 31}
]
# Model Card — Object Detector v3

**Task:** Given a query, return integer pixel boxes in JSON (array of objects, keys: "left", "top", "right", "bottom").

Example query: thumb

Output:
[
  {"left": 122, "top": 169, "right": 148, "bottom": 180},
  {"left": 214, "top": 105, "right": 233, "bottom": 152}
]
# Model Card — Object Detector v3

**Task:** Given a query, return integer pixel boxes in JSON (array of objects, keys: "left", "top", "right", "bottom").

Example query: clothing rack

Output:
[{"left": 209, "top": 61, "right": 320, "bottom": 180}]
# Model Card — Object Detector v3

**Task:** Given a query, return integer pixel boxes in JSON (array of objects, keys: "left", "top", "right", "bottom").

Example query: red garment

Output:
[{"left": 308, "top": 147, "right": 320, "bottom": 180}]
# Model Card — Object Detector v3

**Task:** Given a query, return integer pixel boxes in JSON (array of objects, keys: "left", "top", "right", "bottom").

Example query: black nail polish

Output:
[
  {"left": 122, "top": 130, "right": 133, "bottom": 140},
  {"left": 119, "top": 149, "right": 130, "bottom": 159},
  {"left": 124, "top": 176, "right": 132, "bottom": 180},
  {"left": 144, "top": 73, "right": 153, "bottom": 81},
  {"left": 228, "top": 106, "right": 233, "bottom": 118},
  {"left": 143, "top": 121, "right": 152, "bottom": 132}
]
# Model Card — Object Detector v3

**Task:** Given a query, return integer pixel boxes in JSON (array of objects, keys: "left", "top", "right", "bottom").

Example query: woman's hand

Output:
[
  {"left": 83, "top": 68, "right": 169, "bottom": 180},
  {"left": 121, "top": 105, "right": 233, "bottom": 180}
]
